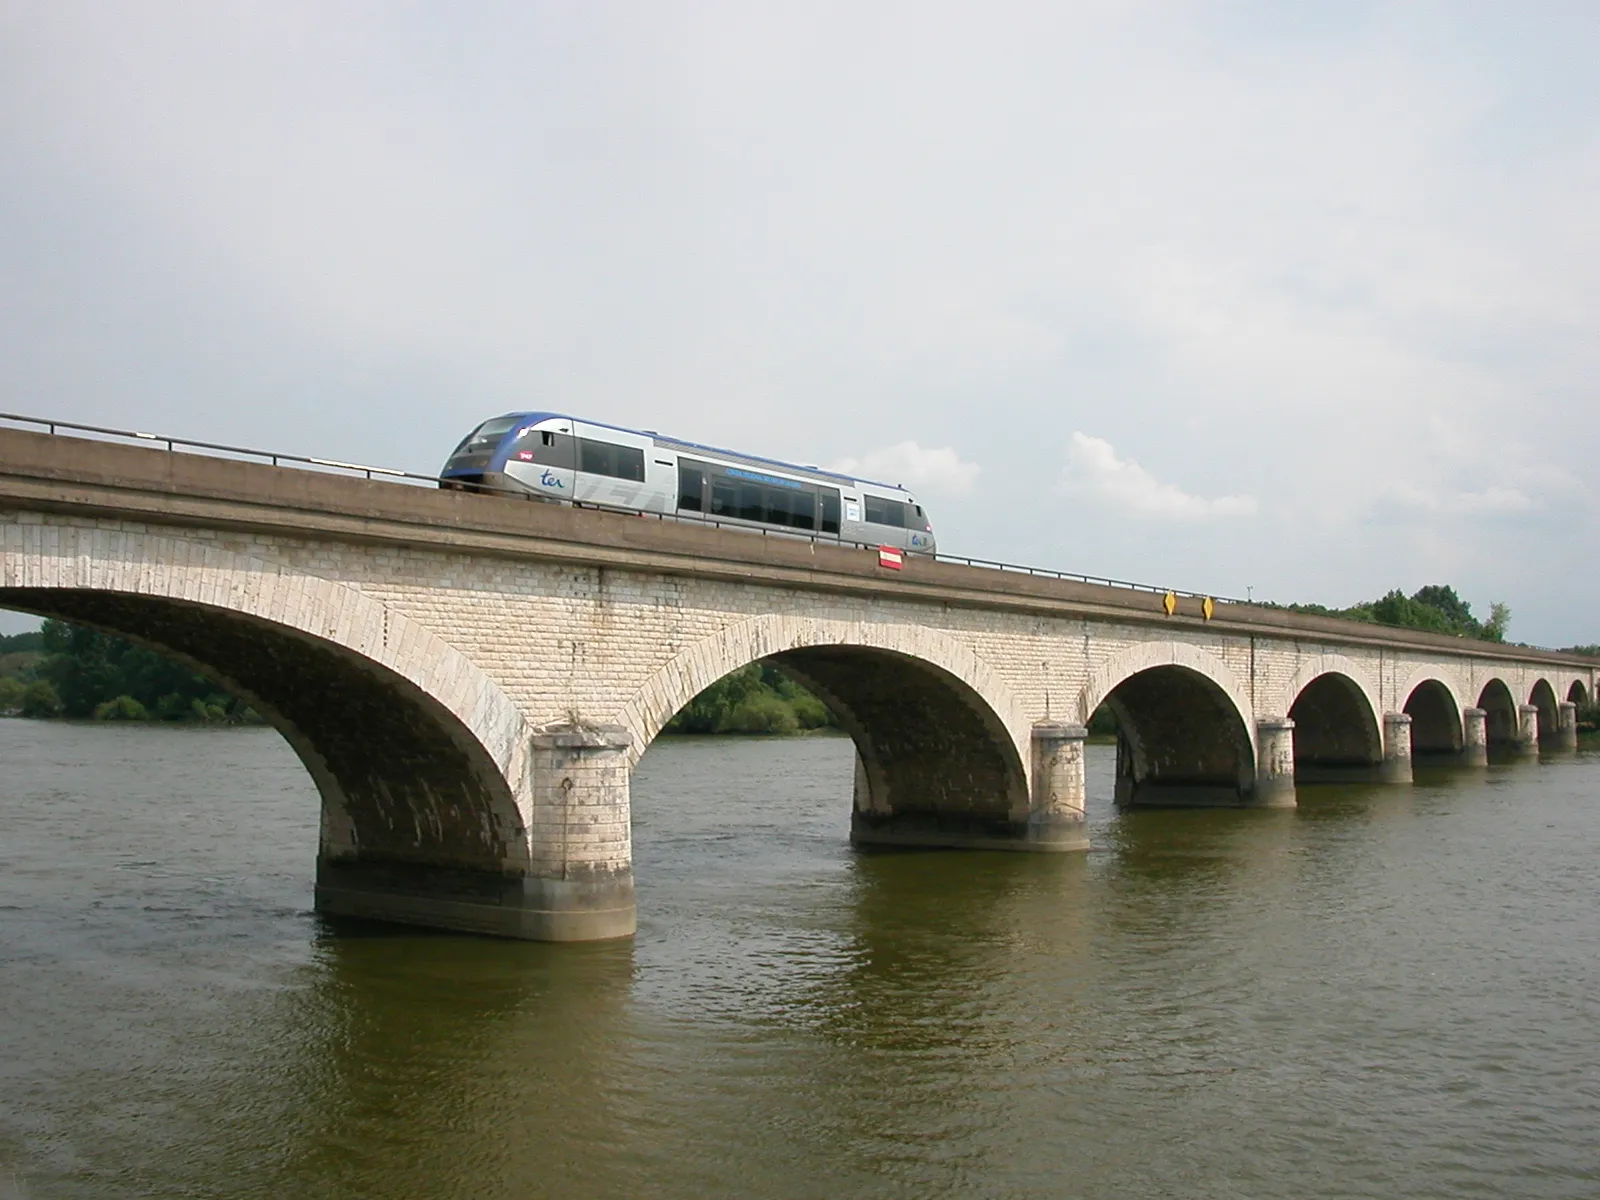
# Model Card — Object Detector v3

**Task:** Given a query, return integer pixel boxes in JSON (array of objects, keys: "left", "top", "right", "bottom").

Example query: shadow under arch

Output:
[
  {"left": 1288, "top": 671, "right": 1383, "bottom": 781},
  {"left": 1529, "top": 679, "right": 1560, "bottom": 743},
  {"left": 1404, "top": 678, "right": 1464, "bottom": 756},
  {"left": 2, "top": 589, "right": 530, "bottom": 885},
  {"left": 1092, "top": 664, "right": 1257, "bottom": 807},
  {"left": 1477, "top": 678, "right": 1520, "bottom": 747},
  {"left": 619, "top": 618, "right": 1030, "bottom": 847},
  {"left": 1570, "top": 679, "right": 1591, "bottom": 706}
]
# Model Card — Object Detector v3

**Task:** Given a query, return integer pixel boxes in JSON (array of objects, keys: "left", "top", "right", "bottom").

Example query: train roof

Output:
[{"left": 488, "top": 411, "right": 912, "bottom": 495}]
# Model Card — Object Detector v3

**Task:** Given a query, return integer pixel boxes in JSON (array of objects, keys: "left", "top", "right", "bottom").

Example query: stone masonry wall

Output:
[{"left": 5, "top": 511, "right": 1592, "bottom": 781}]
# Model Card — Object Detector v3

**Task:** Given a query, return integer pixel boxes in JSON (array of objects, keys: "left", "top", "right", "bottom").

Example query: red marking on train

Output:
[{"left": 878, "top": 545, "right": 904, "bottom": 570}]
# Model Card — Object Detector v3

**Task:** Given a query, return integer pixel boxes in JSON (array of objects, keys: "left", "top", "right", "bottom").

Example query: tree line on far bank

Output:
[
  {"left": 0, "top": 621, "right": 259, "bottom": 723},
  {"left": 1269, "top": 584, "right": 1513, "bottom": 642},
  {"left": 0, "top": 619, "right": 826, "bottom": 733},
  {"left": 2, "top": 584, "right": 1594, "bottom": 733}
]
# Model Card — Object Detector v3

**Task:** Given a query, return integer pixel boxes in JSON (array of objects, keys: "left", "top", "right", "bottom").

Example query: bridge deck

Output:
[{"left": 1, "top": 425, "right": 1587, "bottom": 669}]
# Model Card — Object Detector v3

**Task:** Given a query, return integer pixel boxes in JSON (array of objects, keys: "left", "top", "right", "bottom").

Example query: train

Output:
[{"left": 439, "top": 412, "right": 937, "bottom": 553}]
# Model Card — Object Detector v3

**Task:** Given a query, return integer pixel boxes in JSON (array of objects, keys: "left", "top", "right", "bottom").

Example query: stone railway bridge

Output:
[{"left": 2, "top": 427, "right": 1594, "bottom": 940}]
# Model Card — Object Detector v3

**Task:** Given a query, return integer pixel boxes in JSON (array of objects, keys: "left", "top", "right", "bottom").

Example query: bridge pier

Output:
[
  {"left": 1381, "top": 712, "right": 1414, "bottom": 784},
  {"left": 1461, "top": 707, "right": 1489, "bottom": 767},
  {"left": 1252, "top": 718, "right": 1297, "bottom": 807},
  {"left": 1515, "top": 704, "right": 1540, "bottom": 757},
  {"left": 316, "top": 722, "right": 637, "bottom": 942},
  {"left": 1027, "top": 722, "right": 1090, "bottom": 849},
  {"left": 523, "top": 723, "right": 638, "bottom": 940},
  {"left": 1557, "top": 702, "right": 1580, "bottom": 752}
]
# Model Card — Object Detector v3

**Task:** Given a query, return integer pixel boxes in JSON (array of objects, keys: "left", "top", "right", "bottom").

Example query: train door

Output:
[
  {"left": 839, "top": 491, "right": 865, "bottom": 544},
  {"left": 675, "top": 458, "right": 710, "bottom": 520},
  {"left": 503, "top": 419, "right": 577, "bottom": 500}
]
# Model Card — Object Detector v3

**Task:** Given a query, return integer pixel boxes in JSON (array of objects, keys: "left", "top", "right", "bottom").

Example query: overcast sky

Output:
[{"left": 2, "top": 2, "right": 1596, "bottom": 644}]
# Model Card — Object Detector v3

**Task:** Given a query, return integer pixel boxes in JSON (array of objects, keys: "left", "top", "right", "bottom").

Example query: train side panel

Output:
[{"left": 571, "top": 421, "right": 670, "bottom": 513}]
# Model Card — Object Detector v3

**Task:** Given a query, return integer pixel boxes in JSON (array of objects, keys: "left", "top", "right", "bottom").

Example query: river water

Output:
[{"left": 0, "top": 720, "right": 1596, "bottom": 1199}]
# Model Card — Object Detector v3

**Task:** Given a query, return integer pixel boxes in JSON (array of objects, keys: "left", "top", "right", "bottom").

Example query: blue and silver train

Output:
[{"left": 440, "top": 413, "right": 936, "bottom": 553}]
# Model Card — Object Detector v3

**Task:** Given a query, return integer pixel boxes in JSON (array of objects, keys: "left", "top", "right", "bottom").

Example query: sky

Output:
[{"left": 1, "top": 1, "right": 1596, "bottom": 645}]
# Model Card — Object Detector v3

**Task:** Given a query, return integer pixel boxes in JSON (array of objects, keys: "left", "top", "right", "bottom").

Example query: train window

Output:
[
  {"left": 514, "top": 426, "right": 575, "bottom": 469},
  {"left": 864, "top": 495, "right": 907, "bottom": 528},
  {"left": 455, "top": 416, "right": 520, "bottom": 457},
  {"left": 474, "top": 417, "right": 519, "bottom": 440},
  {"left": 580, "top": 439, "right": 612, "bottom": 476},
  {"left": 738, "top": 485, "right": 764, "bottom": 523},
  {"left": 790, "top": 490, "right": 816, "bottom": 531},
  {"left": 711, "top": 480, "right": 737, "bottom": 517},
  {"left": 579, "top": 438, "right": 645, "bottom": 481},
  {"left": 820, "top": 490, "right": 840, "bottom": 534},
  {"left": 678, "top": 463, "right": 704, "bottom": 511},
  {"left": 764, "top": 487, "right": 792, "bottom": 526}
]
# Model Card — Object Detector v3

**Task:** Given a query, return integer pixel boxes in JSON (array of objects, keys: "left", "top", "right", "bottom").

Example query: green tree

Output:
[
  {"left": 723, "top": 690, "right": 801, "bottom": 734},
  {"left": 93, "top": 694, "right": 149, "bottom": 721},
  {"left": 666, "top": 663, "right": 766, "bottom": 733},
  {"left": 35, "top": 618, "right": 245, "bottom": 720},
  {"left": 1409, "top": 585, "right": 1475, "bottom": 628},
  {"left": 0, "top": 676, "right": 24, "bottom": 712},
  {"left": 41, "top": 620, "right": 122, "bottom": 717},
  {"left": 0, "top": 629, "right": 44, "bottom": 655},
  {"left": 1355, "top": 585, "right": 1507, "bottom": 641},
  {"left": 20, "top": 679, "right": 61, "bottom": 718},
  {"left": 1482, "top": 602, "right": 1511, "bottom": 643},
  {"left": 663, "top": 661, "right": 837, "bottom": 735}
]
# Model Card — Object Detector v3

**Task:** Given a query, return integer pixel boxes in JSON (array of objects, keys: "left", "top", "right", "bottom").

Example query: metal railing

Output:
[{"left": 0, "top": 409, "right": 1245, "bottom": 604}]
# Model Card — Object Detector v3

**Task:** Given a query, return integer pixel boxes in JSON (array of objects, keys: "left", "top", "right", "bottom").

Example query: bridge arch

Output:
[
  {"left": 1529, "top": 679, "right": 1560, "bottom": 742},
  {"left": 1277, "top": 656, "right": 1381, "bottom": 730},
  {"left": 1477, "top": 678, "right": 1520, "bottom": 746},
  {"left": 1570, "top": 679, "right": 1591, "bottom": 706},
  {"left": 618, "top": 615, "right": 1032, "bottom": 833},
  {"left": 1288, "top": 669, "right": 1384, "bottom": 774},
  {"left": 1403, "top": 677, "right": 1464, "bottom": 755},
  {"left": 1078, "top": 642, "right": 1257, "bottom": 805},
  {"left": 1, "top": 524, "right": 532, "bottom": 881}
]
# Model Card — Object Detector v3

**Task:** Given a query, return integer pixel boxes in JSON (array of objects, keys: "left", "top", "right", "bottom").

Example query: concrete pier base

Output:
[
  {"left": 522, "top": 723, "right": 637, "bottom": 940},
  {"left": 318, "top": 721, "right": 638, "bottom": 941},
  {"left": 1515, "top": 704, "right": 1540, "bottom": 757},
  {"left": 1381, "top": 712, "right": 1414, "bottom": 784},
  {"left": 1461, "top": 707, "right": 1489, "bottom": 767},
  {"left": 1027, "top": 721, "right": 1090, "bottom": 850},
  {"left": 314, "top": 860, "right": 636, "bottom": 941},
  {"left": 1557, "top": 701, "right": 1580, "bottom": 752},
  {"left": 1251, "top": 718, "right": 1297, "bottom": 808}
]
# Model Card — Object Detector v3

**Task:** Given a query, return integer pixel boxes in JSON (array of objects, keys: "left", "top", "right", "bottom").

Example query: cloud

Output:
[
  {"left": 1063, "top": 433, "right": 1258, "bottom": 520},
  {"left": 1374, "top": 482, "right": 1557, "bottom": 523},
  {"left": 1384, "top": 483, "right": 1536, "bottom": 516},
  {"left": 2, "top": 5, "right": 1599, "bottom": 640},
  {"left": 1371, "top": 458, "right": 1593, "bottom": 523},
  {"left": 829, "top": 442, "right": 981, "bottom": 494}
]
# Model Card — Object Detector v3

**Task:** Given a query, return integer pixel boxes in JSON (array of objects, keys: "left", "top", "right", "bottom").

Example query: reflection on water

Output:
[{"left": 1, "top": 722, "right": 1597, "bottom": 1198}]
